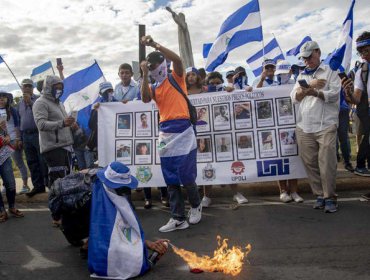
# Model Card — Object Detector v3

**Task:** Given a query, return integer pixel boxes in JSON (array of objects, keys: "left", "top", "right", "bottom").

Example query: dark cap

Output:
[
  {"left": 21, "top": 78, "right": 34, "bottom": 86},
  {"left": 146, "top": 51, "right": 165, "bottom": 69}
]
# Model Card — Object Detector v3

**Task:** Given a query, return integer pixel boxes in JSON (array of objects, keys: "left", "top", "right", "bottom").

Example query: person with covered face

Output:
[
  {"left": 185, "top": 67, "right": 203, "bottom": 94},
  {"left": 33, "top": 76, "right": 75, "bottom": 193},
  {"left": 140, "top": 35, "right": 202, "bottom": 233}
]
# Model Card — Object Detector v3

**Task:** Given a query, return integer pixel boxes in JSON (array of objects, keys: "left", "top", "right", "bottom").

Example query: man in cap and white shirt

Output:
[
  {"left": 275, "top": 60, "right": 295, "bottom": 85},
  {"left": 290, "top": 41, "right": 341, "bottom": 213},
  {"left": 253, "top": 59, "right": 278, "bottom": 88}
]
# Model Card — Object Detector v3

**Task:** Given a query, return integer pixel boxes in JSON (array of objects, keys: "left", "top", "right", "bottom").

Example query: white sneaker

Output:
[
  {"left": 188, "top": 204, "right": 202, "bottom": 224},
  {"left": 159, "top": 218, "right": 189, "bottom": 232},
  {"left": 18, "top": 185, "right": 30, "bottom": 195},
  {"left": 1, "top": 187, "right": 5, "bottom": 194},
  {"left": 233, "top": 192, "right": 248, "bottom": 204},
  {"left": 291, "top": 192, "right": 304, "bottom": 203},
  {"left": 201, "top": 196, "right": 212, "bottom": 208},
  {"left": 280, "top": 191, "right": 293, "bottom": 203}
]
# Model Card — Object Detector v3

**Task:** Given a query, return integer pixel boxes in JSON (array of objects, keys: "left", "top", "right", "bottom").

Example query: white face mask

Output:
[
  {"left": 277, "top": 74, "right": 291, "bottom": 85},
  {"left": 55, "top": 90, "right": 63, "bottom": 99},
  {"left": 149, "top": 60, "right": 167, "bottom": 84}
]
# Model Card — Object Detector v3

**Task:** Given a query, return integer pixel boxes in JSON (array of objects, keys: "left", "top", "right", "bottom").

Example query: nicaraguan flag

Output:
[
  {"left": 31, "top": 61, "right": 54, "bottom": 82},
  {"left": 246, "top": 37, "right": 285, "bottom": 77},
  {"left": 88, "top": 180, "right": 149, "bottom": 279},
  {"left": 61, "top": 61, "right": 105, "bottom": 132},
  {"left": 0, "top": 55, "right": 4, "bottom": 64},
  {"left": 325, "top": 0, "right": 355, "bottom": 72},
  {"left": 205, "top": 0, "right": 263, "bottom": 72},
  {"left": 158, "top": 120, "right": 197, "bottom": 186},
  {"left": 286, "top": 36, "right": 312, "bottom": 56}
]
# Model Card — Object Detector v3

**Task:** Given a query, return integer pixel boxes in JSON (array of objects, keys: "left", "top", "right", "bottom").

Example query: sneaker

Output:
[
  {"left": 280, "top": 191, "right": 293, "bottom": 203},
  {"left": 313, "top": 196, "right": 325, "bottom": 209},
  {"left": 161, "top": 199, "right": 170, "bottom": 208},
  {"left": 233, "top": 192, "right": 248, "bottom": 204},
  {"left": 188, "top": 204, "right": 202, "bottom": 224},
  {"left": 26, "top": 188, "right": 45, "bottom": 198},
  {"left": 361, "top": 192, "right": 370, "bottom": 201},
  {"left": 18, "top": 185, "right": 30, "bottom": 195},
  {"left": 324, "top": 199, "right": 338, "bottom": 213},
  {"left": 144, "top": 199, "right": 152, "bottom": 209},
  {"left": 201, "top": 196, "right": 212, "bottom": 208},
  {"left": 291, "top": 192, "right": 304, "bottom": 203},
  {"left": 159, "top": 218, "right": 189, "bottom": 232},
  {"left": 344, "top": 163, "right": 355, "bottom": 172},
  {"left": 354, "top": 167, "right": 370, "bottom": 177}
]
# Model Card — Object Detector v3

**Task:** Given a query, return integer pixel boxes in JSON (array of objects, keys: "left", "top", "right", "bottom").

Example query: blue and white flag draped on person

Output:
[
  {"left": 61, "top": 61, "right": 105, "bottom": 132},
  {"left": 246, "top": 37, "right": 285, "bottom": 77},
  {"left": 286, "top": 36, "right": 312, "bottom": 56},
  {"left": 88, "top": 180, "right": 150, "bottom": 279},
  {"left": 158, "top": 120, "right": 197, "bottom": 186},
  {"left": 205, "top": 0, "right": 263, "bottom": 72},
  {"left": 325, "top": 0, "right": 355, "bottom": 72},
  {"left": 30, "top": 61, "right": 54, "bottom": 82}
]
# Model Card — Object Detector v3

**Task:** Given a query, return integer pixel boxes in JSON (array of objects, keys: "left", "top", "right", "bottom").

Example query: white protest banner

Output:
[{"left": 98, "top": 84, "right": 307, "bottom": 187}]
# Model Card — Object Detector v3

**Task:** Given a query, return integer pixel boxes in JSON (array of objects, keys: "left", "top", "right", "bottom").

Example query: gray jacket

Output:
[{"left": 33, "top": 75, "right": 74, "bottom": 153}]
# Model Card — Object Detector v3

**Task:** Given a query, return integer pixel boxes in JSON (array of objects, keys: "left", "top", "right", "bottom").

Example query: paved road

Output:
[{"left": 1, "top": 191, "right": 370, "bottom": 280}]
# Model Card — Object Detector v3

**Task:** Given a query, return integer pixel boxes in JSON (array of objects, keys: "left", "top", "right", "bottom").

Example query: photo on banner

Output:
[
  {"left": 195, "top": 105, "right": 211, "bottom": 132},
  {"left": 134, "top": 140, "right": 152, "bottom": 165},
  {"left": 255, "top": 99, "right": 275, "bottom": 128},
  {"left": 116, "top": 113, "right": 133, "bottom": 137},
  {"left": 212, "top": 103, "right": 231, "bottom": 131},
  {"left": 278, "top": 128, "right": 298, "bottom": 156},
  {"left": 236, "top": 131, "right": 256, "bottom": 160},
  {"left": 257, "top": 129, "right": 278, "bottom": 158},
  {"left": 276, "top": 97, "right": 295, "bottom": 125},
  {"left": 233, "top": 101, "right": 253, "bottom": 130},
  {"left": 115, "top": 139, "right": 132, "bottom": 165},
  {"left": 196, "top": 135, "right": 213, "bottom": 163},
  {"left": 135, "top": 111, "right": 152, "bottom": 137},
  {"left": 214, "top": 133, "right": 234, "bottom": 162}
]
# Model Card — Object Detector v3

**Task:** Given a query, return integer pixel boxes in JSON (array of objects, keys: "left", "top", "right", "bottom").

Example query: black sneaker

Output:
[
  {"left": 144, "top": 199, "right": 152, "bottom": 209},
  {"left": 26, "top": 188, "right": 45, "bottom": 198},
  {"left": 344, "top": 163, "right": 355, "bottom": 172},
  {"left": 361, "top": 193, "right": 370, "bottom": 201},
  {"left": 354, "top": 167, "right": 370, "bottom": 177}
]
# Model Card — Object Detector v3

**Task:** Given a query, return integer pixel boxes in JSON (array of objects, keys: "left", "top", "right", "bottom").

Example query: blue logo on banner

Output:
[{"left": 257, "top": 159, "right": 290, "bottom": 177}]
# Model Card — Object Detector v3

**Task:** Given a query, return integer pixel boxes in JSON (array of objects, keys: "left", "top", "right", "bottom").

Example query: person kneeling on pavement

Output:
[{"left": 88, "top": 161, "right": 169, "bottom": 279}]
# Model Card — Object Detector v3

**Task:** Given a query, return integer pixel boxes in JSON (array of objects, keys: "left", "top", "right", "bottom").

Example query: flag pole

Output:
[
  {"left": 0, "top": 56, "right": 21, "bottom": 89},
  {"left": 272, "top": 33, "right": 285, "bottom": 59}
]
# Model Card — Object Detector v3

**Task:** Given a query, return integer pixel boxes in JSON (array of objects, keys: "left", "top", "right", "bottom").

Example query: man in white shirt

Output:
[
  {"left": 253, "top": 59, "right": 278, "bottom": 88},
  {"left": 290, "top": 41, "right": 341, "bottom": 213},
  {"left": 114, "top": 63, "right": 140, "bottom": 102}
]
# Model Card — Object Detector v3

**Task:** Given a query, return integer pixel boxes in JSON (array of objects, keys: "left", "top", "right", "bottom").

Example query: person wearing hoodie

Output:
[{"left": 33, "top": 75, "right": 75, "bottom": 190}]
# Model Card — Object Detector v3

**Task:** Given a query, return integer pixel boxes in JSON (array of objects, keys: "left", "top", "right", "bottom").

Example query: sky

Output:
[{"left": 0, "top": 0, "right": 369, "bottom": 95}]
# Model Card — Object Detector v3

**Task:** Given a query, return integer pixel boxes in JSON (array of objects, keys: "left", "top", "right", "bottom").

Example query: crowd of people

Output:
[{"left": 0, "top": 30, "right": 369, "bottom": 275}]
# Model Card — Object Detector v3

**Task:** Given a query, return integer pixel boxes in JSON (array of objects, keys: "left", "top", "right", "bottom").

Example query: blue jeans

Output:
[
  {"left": 167, "top": 184, "right": 200, "bottom": 221},
  {"left": 337, "top": 109, "right": 351, "bottom": 164},
  {"left": 74, "top": 148, "right": 95, "bottom": 170},
  {"left": 0, "top": 158, "right": 16, "bottom": 211},
  {"left": 23, "top": 132, "right": 48, "bottom": 190},
  {"left": 10, "top": 141, "right": 28, "bottom": 181}
]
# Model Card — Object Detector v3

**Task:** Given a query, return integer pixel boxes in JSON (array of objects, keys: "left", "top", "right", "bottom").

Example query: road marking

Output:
[
  {"left": 19, "top": 197, "right": 365, "bottom": 212},
  {"left": 23, "top": 246, "right": 62, "bottom": 270}
]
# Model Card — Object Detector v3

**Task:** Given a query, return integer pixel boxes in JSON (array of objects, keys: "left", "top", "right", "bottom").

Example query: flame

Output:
[{"left": 171, "top": 236, "right": 251, "bottom": 276}]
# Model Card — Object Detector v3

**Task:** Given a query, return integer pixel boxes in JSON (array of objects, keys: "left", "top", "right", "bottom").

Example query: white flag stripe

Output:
[
  {"left": 63, "top": 76, "right": 105, "bottom": 113},
  {"left": 248, "top": 47, "right": 282, "bottom": 70}
]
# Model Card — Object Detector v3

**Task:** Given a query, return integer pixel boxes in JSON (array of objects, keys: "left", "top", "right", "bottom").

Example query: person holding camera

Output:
[
  {"left": 290, "top": 41, "right": 341, "bottom": 213},
  {"left": 341, "top": 31, "right": 370, "bottom": 181},
  {"left": 140, "top": 35, "right": 201, "bottom": 233}
]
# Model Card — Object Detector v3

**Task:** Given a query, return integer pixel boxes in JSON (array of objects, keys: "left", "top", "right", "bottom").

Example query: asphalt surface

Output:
[{"left": 1, "top": 190, "right": 370, "bottom": 280}]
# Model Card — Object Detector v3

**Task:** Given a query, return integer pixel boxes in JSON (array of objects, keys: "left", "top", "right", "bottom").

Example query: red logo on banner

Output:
[{"left": 231, "top": 161, "right": 245, "bottom": 175}]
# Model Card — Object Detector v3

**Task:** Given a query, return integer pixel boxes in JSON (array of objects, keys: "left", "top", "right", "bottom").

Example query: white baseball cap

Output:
[{"left": 275, "top": 60, "right": 292, "bottom": 75}]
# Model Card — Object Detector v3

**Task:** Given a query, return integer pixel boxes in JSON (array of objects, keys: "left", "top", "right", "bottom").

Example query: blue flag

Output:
[
  {"left": 61, "top": 61, "right": 105, "bottom": 133},
  {"left": 205, "top": 0, "right": 263, "bottom": 71},
  {"left": 325, "top": 0, "right": 355, "bottom": 72},
  {"left": 202, "top": 43, "right": 213, "bottom": 59},
  {"left": 286, "top": 36, "right": 312, "bottom": 56},
  {"left": 247, "top": 37, "right": 285, "bottom": 77},
  {"left": 0, "top": 55, "right": 4, "bottom": 64},
  {"left": 31, "top": 61, "right": 54, "bottom": 82}
]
